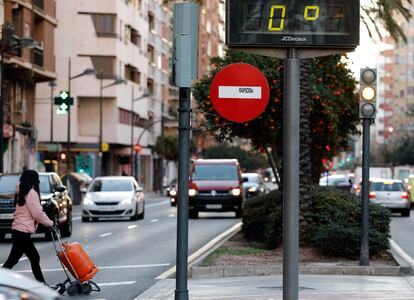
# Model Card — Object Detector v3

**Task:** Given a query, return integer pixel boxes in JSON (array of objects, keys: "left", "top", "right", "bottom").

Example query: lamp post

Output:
[
  {"left": 131, "top": 88, "right": 150, "bottom": 178},
  {"left": 99, "top": 73, "right": 125, "bottom": 176},
  {"left": 66, "top": 59, "right": 95, "bottom": 188},
  {"left": 0, "top": 27, "right": 36, "bottom": 172},
  {"left": 48, "top": 81, "right": 57, "bottom": 143}
]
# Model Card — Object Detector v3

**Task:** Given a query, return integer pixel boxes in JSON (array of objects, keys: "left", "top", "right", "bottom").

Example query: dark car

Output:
[
  {"left": 241, "top": 173, "right": 267, "bottom": 199},
  {"left": 0, "top": 172, "right": 72, "bottom": 241},
  {"left": 188, "top": 159, "right": 246, "bottom": 219},
  {"left": 166, "top": 178, "right": 178, "bottom": 206}
]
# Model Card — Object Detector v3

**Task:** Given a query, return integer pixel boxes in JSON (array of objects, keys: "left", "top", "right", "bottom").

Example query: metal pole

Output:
[
  {"left": 99, "top": 74, "right": 103, "bottom": 176},
  {"left": 0, "top": 40, "right": 4, "bottom": 173},
  {"left": 50, "top": 82, "right": 54, "bottom": 143},
  {"left": 131, "top": 87, "right": 134, "bottom": 178},
  {"left": 66, "top": 58, "right": 71, "bottom": 190},
  {"left": 360, "top": 118, "right": 371, "bottom": 266},
  {"left": 175, "top": 87, "right": 191, "bottom": 300},
  {"left": 283, "top": 48, "right": 300, "bottom": 300}
]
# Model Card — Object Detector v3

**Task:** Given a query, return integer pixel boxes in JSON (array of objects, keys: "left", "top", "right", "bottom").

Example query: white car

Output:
[
  {"left": 0, "top": 268, "right": 60, "bottom": 299},
  {"left": 81, "top": 176, "right": 145, "bottom": 221}
]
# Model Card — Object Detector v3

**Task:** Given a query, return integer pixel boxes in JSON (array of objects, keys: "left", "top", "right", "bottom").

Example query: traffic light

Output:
[
  {"left": 59, "top": 152, "right": 67, "bottom": 160},
  {"left": 359, "top": 68, "right": 377, "bottom": 119},
  {"left": 54, "top": 90, "right": 73, "bottom": 113}
]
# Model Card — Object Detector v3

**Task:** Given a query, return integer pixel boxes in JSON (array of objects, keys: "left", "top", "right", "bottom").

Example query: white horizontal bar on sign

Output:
[{"left": 218, "top": 86, "right": 262, "bottom": 99}]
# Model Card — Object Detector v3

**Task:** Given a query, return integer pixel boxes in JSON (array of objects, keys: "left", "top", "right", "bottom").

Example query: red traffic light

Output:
[{"left": 133, "top": 144, "right": 142, "bottom": 153}]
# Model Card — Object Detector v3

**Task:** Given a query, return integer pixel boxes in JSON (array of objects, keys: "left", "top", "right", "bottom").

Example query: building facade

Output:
[
  {"left": 35, "top": 0, "right": 173, "bottom": 191},
  {"left": 2, "top": 0, "right": 56, "bottom": 172}
]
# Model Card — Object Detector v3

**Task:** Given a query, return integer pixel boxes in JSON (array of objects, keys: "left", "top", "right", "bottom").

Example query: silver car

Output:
[
  {"left": 369, "top": 178, "right": 410, "bottom": 217},
  {"left": 81, "top": 176, "right": 145, "bottom": 221},
  {"left": 0, "top": 268, "right": 60, "bottom": 299}
]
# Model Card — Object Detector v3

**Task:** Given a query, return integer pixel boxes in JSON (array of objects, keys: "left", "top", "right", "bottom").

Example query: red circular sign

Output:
[
  {"left": 134, "top": 144, "right": 142, "bottom": 153},
  {"left": 210, "top": 63, "right": 270, "bottom": 123}
]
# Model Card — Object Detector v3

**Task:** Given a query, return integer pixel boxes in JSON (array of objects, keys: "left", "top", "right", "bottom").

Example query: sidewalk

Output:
[{"left": 135, "top": 274, "right": 414, "bottom": 299}]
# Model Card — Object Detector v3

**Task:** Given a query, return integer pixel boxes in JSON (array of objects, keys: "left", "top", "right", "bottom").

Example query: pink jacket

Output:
[{"left": 12, "top": 188, "right": 53, "bottom": 233}]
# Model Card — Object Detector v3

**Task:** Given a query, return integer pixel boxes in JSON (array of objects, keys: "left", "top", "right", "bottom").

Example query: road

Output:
[
  {"left": 391, "top": 211, "right": 414, "bottom": 259},
  {"left": 0, "top": 193, "right": 240, "bottom": 300}
]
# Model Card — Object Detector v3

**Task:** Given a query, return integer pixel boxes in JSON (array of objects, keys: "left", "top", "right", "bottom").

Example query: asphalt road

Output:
[
  {"left": 390, "top": 209, "right": 414, "bottom": 259},
  {"left": 0, "top": 193, "right": 240, "bottom": 300}
]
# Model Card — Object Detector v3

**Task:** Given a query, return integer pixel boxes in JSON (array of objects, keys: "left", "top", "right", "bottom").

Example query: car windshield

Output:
[
  {"left": 39, "top": 175, "right": 51, "bottom": 193},
  {"left": 89, "top": 180, "right": 133, "bottom": 192},
  {"left": 242, "top": 175, "right": 260, "bottom": 183},
  {"left": 192, "top": 165, "right": 238, "bottom": 181},
  {"left": 0, "top": 175, "right": 50, "bottom": 194},
  {"left": 370, "top": 182, "right": 404, "bottom": 192},
  {"left": 0, "top": 175, "right": 19, "bottom": 194}
]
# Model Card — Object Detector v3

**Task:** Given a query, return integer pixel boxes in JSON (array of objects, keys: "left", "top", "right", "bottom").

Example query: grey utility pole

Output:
[{"left": 283, "top": 48, "right": 300, "bottom": 300}]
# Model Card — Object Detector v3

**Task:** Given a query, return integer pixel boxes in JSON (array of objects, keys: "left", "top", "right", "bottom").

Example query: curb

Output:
[{"left": 189, "top": 237, "right": 411, "bottom": 279}]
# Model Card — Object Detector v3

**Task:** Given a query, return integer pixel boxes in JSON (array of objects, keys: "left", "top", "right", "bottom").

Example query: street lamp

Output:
[
  {"left": 66, "top": 59, "right": 96, "bottom": 189},
  {"left": 131, "top": 89, "right": 150, "bottom": 178},
  {"left": 99, "top": 73, "right": 125, "bottom": 176},
  {"left": 0, "top": 29, "right": 36, "bottom": 172}
]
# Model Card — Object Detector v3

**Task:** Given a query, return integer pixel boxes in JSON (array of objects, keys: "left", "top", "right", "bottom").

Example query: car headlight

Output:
[
  {"left": 170, "top": 189, "right": 177, "bottom": 196},
  {"left": 230, "top": 188, "right": 241, "bottom": 196},
  {"left": 189, "top": 189, "right": 198, "bottom": 196},
  {"left": 120, "top": 197, "right": 133, "bottom": 205},
  {"left": 0, "top": 286, "right": 43, "bottom": 300},
  {"left": 248, "top": 186, "right": 257, "bottom": 192},
  {"left": 83, "top": 196, "right": 94, "bottom": 206}
]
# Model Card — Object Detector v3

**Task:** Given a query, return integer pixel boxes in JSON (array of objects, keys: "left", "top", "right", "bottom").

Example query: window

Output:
[
  {"left": 87, "top": 55, "right": 115, "bottom": 78},
  {"left": 125, "top": 64, "right": 141, "bottom": 84},
  {"left": 125, "top": 25, "right": 140, "bottom": 46},
  {"left": 119, "top": 108, "right": 131, "bottom": 125},
  {"left": 147, "top": 78, "right": 154, "bottom": 94},
  {"left": 400, "top": 90, "right": 405, "bottom": 98},
  {"left": 408, "top": 87, "right": 414, "bottom": 95},
  {"left": 148, "top": 45, "right": 155, "bottom": 63},
  {"left": 90, "top": 14, "right": 116, "bottom": 37},
  {"left": 148, "top": 13, "right": 155, "bottom": 31}
]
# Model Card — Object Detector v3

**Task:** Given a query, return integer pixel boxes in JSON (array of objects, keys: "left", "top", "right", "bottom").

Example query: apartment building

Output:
[
  {"left": 35, "top": 0, "right": 173, "bottom": 191},
  {"left": 377, "top": 14, "right": 414, "bottom": 144},
  {"left": 2, "top": 0, "right": 56, "bottom": 172}
]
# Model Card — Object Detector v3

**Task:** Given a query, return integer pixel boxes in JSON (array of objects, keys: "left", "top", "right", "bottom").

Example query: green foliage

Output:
[
  {"left": 192, "top": 51, "right": 359, "bottom": 182},
  {"left": 242, "top": 190, "right": 283, "bottom": 249},
  {"left": 154, "top": 134, "right": 196, "bottom": 162},
  {"left": 242, "top": 186, "right": 390, "bottom": 257},
  {"left": 202, "top": 144, "right": 268, "bottom": 172},
  {"left": 309, "top": 186, "right": 390, "bottom": 257}
]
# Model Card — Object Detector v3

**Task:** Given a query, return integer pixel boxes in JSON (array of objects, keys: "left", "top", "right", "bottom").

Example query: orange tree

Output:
[{"left": 192, "top": 51, "right": 359, "bottom": 184}]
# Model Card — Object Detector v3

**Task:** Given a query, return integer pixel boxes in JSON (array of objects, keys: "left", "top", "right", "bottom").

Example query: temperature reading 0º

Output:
[{"left": 268, "top": 5, "right": 321, "bottom": 31}]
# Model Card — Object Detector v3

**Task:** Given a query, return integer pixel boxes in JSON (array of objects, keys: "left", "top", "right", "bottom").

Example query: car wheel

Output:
[
  {"left": 189, "top": 209, "right": 198, "bottom": 219},
  {"left": 82, "top": 217, "right": 90, "bottom": 222},
  {"left": 60, "top": 210, "right": 72, "bottom": 237},
  {"left": 235, "top": 209, "right": 242, "bottom": 218},
  {"left": 402, "top": 209, "right": 411, "bottom": 217},
  {"left": 138, "top": 202, "right": 145, "bottom": 220},
  {"left": 130, "top": 204, "right": 139, "bottom": 221}
]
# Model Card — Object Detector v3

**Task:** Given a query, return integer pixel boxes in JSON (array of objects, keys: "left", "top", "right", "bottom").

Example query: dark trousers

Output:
[{"left": 3, "top": 230, "right": 46, "bottom": 283}]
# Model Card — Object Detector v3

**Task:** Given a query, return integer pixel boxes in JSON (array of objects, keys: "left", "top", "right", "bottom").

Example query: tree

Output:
[
  {"left": 202, "top": 144, "right": 268, "bottom": 172},
  {"left": 154, "top": 134, "right": 196, "bottom": 162}
]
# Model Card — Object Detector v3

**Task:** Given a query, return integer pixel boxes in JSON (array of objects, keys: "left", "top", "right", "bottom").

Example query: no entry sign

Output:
[{"left": 210, "top": 63, "right": 270, "bottom": 123}]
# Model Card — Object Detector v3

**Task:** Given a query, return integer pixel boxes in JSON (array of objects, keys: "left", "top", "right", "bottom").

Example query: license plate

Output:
[
  {"left": 206, "top": 204, "right": 222, "bottom": 209},
  {"left": 99, "top": 207, "right": 116, "bottom": 212},
  {"left": 0, "top": 213, "right": 13, "bottom": 220}
]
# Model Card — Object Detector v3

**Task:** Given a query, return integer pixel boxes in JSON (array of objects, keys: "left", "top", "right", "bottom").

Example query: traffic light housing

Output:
[
  {"left": 54, "top": 90, "right": 74, "bottom": 113},
  {"left": 359, "top": 68, "right": 377, "bottom": 119}
]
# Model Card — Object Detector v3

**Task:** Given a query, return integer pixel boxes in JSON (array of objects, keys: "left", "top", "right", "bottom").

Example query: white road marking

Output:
[
  {"left": 17, "top": 263, "right": 171, "bottom": 273},
  {"left": 100, "top": 232, "right": 112, "bottom": 238},
  {"left": 146, "top": 201, "right": 169, "bottom": 208},
  {"left": 97, "top": 281, "right": 136, "bottom": 287},
  {"left": 19, "top": 257, "right": 28, "bottom": 262},
  {"left": 128, "top": 225, "right": 138, "bottom": 229},
  {"left": 150, "top": 219, "right": 159, "bottom": 223},
  {"left": 73, "top": 216, "right": 81, "bottom": 221},
  {"left": 168, "top": 214, "right": 175, "bottom": 218}
]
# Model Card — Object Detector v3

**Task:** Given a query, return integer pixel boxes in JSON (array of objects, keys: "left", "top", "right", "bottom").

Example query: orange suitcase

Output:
[{"left": 58, "top": 241, "right": 99, "bottom": 283}]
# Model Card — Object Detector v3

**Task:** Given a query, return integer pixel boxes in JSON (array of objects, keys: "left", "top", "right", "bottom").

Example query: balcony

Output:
[{"left": 34, "top": 0, "right": 44, "bottom": 10}]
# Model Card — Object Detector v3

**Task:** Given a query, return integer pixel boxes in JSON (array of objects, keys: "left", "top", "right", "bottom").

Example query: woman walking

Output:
[{"left": 2, "top": 170, "right": 54, "bottom": 283}]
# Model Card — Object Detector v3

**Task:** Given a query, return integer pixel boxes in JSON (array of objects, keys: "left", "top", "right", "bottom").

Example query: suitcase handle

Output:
[{"left": 50, "top": 227, "right": 81, "bottom": 281}]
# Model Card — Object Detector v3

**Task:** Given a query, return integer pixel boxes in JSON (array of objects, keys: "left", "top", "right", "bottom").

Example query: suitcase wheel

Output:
[
  {"left": 81, "top": 282, "right": 92, "bottom": 295},
  {"left": 55, "top": 283, "right": 66, "bottom": 295},
  {"left": 67, "top": 282, "right": 79, "bottom": 296}
]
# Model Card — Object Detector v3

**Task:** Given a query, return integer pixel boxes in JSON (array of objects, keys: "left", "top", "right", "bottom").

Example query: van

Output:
[{"left": 188, "top": 159, "right": 245, "bottom": 218}]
